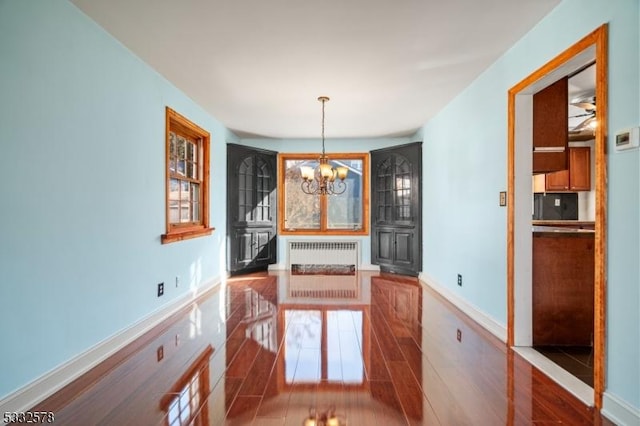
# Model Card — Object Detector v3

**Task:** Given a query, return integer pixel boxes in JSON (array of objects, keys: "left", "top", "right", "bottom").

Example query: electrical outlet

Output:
[
  {"left": 456, "top": 329, "right": 462, "bottom": 342},
  {"left": 457, "top": 274, "right": 462, "bottom": 286},
  {"left": 157, "top": 282, "right": 164, "bottom": 297},
  {"left": 175, "top": 276, "right": 179, "bottom": 288},
  {"left": 157, "top": 345, "right": 164, "bottom": 361}
]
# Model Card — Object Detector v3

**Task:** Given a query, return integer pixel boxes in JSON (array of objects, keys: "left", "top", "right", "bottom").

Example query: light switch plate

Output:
[{"left": 499, "top": 191, "right": 507, "bottom": 206}]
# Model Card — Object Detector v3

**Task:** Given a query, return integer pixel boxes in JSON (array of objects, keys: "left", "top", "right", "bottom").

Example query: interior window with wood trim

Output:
[
  {"left": 278, "top": 153, "right": 369, "bottom": 235},
  {"left": 162, "top": 107, "right": 213, "bottom": 244}
]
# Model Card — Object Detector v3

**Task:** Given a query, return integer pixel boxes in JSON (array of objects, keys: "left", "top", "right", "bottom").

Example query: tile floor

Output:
[{"left": 535, "top": 345, "right": 594, "bottom": 387}]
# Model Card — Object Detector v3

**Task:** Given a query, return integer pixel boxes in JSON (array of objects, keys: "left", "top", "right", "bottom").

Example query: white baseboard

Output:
[
  {"left": 0, "top": 277, "right": 221, "bottom": 415},
  {"left": 359, "top": 264, "right": 381, "bottom": 271},
  {"left": 419, "top": 273, "right": 507, "bottom": 342},
  {"left": 602, "top": 391, "right": 640, "bottom": 426}
]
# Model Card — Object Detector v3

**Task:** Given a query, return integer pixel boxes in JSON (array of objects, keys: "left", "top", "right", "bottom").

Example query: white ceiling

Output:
[{"left": 71, "top": 0, "right": 561, "bottom": 139}]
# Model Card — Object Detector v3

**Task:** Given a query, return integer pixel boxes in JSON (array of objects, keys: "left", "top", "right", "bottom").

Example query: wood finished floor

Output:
[{"left": 24, "top": 271, "right": 614, "bottom": 425}]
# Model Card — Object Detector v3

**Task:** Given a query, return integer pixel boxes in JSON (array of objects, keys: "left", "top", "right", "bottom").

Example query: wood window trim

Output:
[
  {"left": 162, "top": 107, "right": 214, "bottom": 244},
  {"left": 278, "top": 152, "right": 370, "bottom": 236}
]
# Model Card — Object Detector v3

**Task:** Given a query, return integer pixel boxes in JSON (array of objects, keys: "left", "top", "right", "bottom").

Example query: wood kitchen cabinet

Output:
[
  {"left": 545, "top": 146, "right": 591, "bottom": 191},
  {"left": 568, "top": 146, "right": 591, "bottom": 190},
  {"left": 532, "top": 230, "right": 594, "bottom": 346},
  {"left": 532, "top": 77, "right": 568, "bottom": 174}
]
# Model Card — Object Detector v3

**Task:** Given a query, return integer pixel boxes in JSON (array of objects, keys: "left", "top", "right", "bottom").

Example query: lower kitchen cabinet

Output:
[{"left": 532, "top": 229, "right": 594, "bottom": 346}]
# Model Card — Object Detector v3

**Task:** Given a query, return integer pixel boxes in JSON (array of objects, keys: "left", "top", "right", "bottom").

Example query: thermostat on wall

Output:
[{"left": 614, "top": 127, "right": 639, "bottom": 152}]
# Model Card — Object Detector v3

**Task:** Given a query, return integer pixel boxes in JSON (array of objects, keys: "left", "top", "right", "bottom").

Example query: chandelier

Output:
[{"left": 300, "top": 96, "right": 348, "bottom": 195}]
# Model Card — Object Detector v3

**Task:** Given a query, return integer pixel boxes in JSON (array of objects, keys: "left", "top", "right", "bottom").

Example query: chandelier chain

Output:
[{"left": 321, "top": 97, "right": 326, "bottom": 157}]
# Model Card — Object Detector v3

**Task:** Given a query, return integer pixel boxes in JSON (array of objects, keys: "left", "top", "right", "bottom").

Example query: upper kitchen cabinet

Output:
[
  {"left": 532, "top": 77, "right": 568, "bottom": 174},
  {"left": 545, "top": 146, "right": 591, "bottom": 191},
  {"left": 568, "top": 146, "right": 591, "bottom": 190}
]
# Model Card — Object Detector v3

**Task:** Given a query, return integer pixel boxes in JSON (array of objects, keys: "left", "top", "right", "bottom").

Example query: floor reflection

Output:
[
  {"left": 162, "top": 345, "right": 213, "bottom": 426},
  {"left": 26, "top": 271, "right": 611, "bottom": 425},
  {"left": 242, "top": 287, "right": 277, "bottom": 353},
  {"left": 283, "top": 308, "right": 364, "bottom": 385}
]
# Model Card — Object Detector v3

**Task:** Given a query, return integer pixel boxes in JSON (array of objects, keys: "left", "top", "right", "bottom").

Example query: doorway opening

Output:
[{"left": 507, "top": 25, "right": 608, "bottom": 408}]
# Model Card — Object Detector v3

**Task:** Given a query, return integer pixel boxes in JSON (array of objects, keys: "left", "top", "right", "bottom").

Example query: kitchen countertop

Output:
[
  {"left": 532, "top": 225, "right": 595, "bottom": 236},
  {"left": 532, "top": 220, "right": 595, "bottom": 227}
]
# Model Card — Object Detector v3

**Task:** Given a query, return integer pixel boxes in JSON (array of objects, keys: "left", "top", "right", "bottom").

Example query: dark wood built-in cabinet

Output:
[
  {"left": 227, "top": 144, "right": 277, "bottom": 275},
  {"left": 545, "top": 146, "right": 591, "bottom": 191},
  {"left": 532, "top": 77, "right": 569, "bottom": 174},
  {"left": 371, "top": 142, "right": 422, "bottom": 276}
]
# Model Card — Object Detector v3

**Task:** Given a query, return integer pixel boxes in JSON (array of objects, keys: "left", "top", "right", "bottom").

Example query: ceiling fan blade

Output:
[
  {"left": 571, "top": 101, "right": 596, "bottom": 110},
  {"left": 572, "top": 116, "right": 596, "bottom": 132}
]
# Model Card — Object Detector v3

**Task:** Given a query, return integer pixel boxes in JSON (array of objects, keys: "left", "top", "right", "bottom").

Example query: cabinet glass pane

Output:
[
  {"left": 394, "top": 156, "right": 412, "bottom": 220},
  {"left": 238, "top": 157, "right": 255, "bottom": 222},
  {"left": 256, "top": 158, "right": 271, "bottom": 222}
]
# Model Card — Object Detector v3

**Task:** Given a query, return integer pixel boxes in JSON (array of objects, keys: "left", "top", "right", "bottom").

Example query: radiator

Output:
[{"left": 288, "top": 240, "right": 359, "bottom": 274}]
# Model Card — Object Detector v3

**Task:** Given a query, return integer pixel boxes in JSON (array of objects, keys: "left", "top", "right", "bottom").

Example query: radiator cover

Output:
[{"left": 288, "top": 240, "right": 359, "bottom": 274}]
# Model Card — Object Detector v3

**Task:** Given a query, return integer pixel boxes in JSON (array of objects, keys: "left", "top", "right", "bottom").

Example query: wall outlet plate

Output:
[
  {"left": 157, "top": 345, "right": 164, "bottom": 362},
  {"left": 157, "top": 282, "right": 164, "bottom": 297}
]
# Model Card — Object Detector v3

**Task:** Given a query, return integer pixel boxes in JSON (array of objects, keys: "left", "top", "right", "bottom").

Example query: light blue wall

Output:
[
  {"left": 2, "top": 0, "right": 637, "bottom": 415},
  {"left": 239, "top": 137, "right": 413, "bottom": 266},
  {"left": 0, "top": 0, "right": 235, "bottom": 399},
  {"left": 417, "top": 0, "right": 639, "bottom": 412}
]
